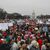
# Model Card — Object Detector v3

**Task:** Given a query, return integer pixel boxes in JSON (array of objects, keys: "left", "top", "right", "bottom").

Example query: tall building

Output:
[{"left": 31, "top": 10, "right": 36, "bottom": 19}]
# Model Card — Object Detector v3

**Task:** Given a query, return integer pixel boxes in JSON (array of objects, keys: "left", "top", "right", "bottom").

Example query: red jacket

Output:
[
  {"left": 37, "top": 39, "right": 43, "bottom": 50},
  {"left": 0, "top": 39, "right": 2, "bottom": 44}
]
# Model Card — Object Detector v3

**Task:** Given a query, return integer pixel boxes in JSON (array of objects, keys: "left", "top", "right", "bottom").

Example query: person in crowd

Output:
[
  {"left": 0, "top": 39, "right": 11, "bottom": 50},
  {"left": 30, "top": 37, "right": 39, "bottom": 50},
  {"left": 46, "top": 43, "right": 50, "bottom": 50},
  {"left": 10, "top": 39, "right": 18, "bottom": 50},
  {"left": 18, "top": 41, "right": 29, "bottom": 50},
  {"left": 37, "top": 37, "right": 43, "bottom": 50},
  {"left": 41, "top": 40, "right": 47, "bottom": 50}
]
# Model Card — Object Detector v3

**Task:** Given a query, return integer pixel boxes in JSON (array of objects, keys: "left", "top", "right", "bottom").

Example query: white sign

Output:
[{"left": 0, "top": 23, "right": 13, "bottom": 31}]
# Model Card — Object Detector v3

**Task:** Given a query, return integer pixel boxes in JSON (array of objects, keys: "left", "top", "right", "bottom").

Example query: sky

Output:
[{"left": 0, "top": 0, "right": 50, "bottom": 16}]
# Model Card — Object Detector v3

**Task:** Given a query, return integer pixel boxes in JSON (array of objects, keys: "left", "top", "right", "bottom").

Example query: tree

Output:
[
  {"left": 0, "top": 8, "right": 7, "bottom": 19},
  {"left": 7, "top": 13, "right": 23, "bottom": 19}
]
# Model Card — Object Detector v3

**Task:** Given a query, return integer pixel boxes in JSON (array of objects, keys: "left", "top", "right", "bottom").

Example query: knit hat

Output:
[
  {"left": 2, "top": 32, "right": 7, "bottom": 37},
  {"left": 17, "top": 36, "right": 21, "bottom": 41}
]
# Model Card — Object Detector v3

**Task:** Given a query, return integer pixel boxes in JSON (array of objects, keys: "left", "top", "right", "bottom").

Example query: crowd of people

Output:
[{"left": 0, "top": 23, "right": 50, "bottom": 50}]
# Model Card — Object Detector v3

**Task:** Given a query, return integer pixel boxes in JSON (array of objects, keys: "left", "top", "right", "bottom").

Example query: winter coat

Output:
[
  {"left": 41, "top": 44, "right": 46, "bottom": 50},
  {"left": 30, "top": 46, "right": 39, "bottom": 50},
  {"left": 10, "top": 42, "right": 18, "bottom": 50}
]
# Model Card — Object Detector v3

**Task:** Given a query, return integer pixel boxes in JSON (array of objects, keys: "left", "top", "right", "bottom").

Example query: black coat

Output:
[{"left": 0, "top": 44, "right": 11, "bottom": 50}]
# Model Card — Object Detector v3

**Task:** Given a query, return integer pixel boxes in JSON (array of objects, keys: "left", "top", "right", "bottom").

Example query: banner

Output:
[{"left": 0, "top": 23, "right": 13, "bottom": 31}]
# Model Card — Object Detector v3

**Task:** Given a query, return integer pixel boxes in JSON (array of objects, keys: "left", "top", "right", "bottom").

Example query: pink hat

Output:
[
  {"left": 24, "top": 34, "right": 28, "bottom": 40},
  {"left": 30, "top": 35, "right": 33, "bottom": 39}
]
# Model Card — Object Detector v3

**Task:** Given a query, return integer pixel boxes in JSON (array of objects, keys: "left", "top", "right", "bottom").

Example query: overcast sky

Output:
[{"left": 0, "top": 0, "right": 50, "bottom": 16}]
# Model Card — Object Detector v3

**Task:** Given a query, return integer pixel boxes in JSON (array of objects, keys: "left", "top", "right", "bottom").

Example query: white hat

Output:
[{"left": 35, "top": 28, "right": 38, "bottom": 30}]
